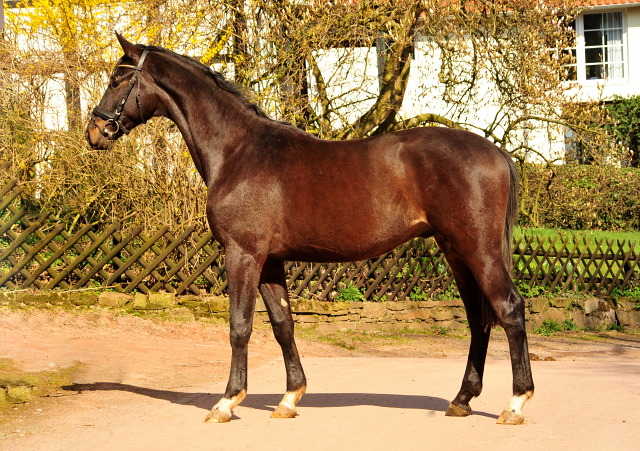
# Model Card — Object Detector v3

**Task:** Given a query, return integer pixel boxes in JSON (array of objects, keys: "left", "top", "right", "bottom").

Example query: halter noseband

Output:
[{"left": 92, "top": 49, "right": 149, "bottom": 138}]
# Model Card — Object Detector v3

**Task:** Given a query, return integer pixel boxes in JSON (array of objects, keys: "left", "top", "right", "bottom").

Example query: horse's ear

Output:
[{"left": 115, "top": 32, "right": 142, "bottom": 60}]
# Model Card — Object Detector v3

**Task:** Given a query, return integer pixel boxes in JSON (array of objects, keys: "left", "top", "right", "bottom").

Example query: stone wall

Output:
[{"left": 0, "top": 291, "right": 639, "bottom": 332}]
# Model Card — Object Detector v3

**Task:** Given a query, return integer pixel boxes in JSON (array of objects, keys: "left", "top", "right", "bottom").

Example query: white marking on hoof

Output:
[
  {"left": 280, "top": 298, "right": 288, "bottom": 307},
  {"left": 279, "top": 387, "right": 306, "bottom": 411},
  {"left": 205, "top": 389, "right": 246, "bottom": 423},
  {"left": 271, "top": 387, "right": 306, "bottom": 418},
  {"left": 504, "top": 390, "right": 533, "bottom": 415},
  {"left": 497, "top": 390, "right": 533, "bottom": 424}
]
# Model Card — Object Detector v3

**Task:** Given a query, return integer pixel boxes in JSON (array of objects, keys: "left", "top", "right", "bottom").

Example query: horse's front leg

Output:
[
  {"left": 204, "top": 248, "right": 265, "bottom": 423},
  {"left": 259, "top": 259, "right": 307, "bottom": 418}
]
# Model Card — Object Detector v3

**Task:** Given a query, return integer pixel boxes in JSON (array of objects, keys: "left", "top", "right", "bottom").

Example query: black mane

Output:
[{"left": 138, "top": 44, "right": 284, "bottom": 124}]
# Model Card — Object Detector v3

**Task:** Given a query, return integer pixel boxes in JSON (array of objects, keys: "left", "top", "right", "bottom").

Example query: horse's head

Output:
[{"left": 86, "top": 33, "right": 158, "bottom": 150}]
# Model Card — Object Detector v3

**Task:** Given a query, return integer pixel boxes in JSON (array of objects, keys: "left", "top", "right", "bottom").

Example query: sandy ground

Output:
[{"left": 1, "top": 307, "right": 639, "bottom": 451}]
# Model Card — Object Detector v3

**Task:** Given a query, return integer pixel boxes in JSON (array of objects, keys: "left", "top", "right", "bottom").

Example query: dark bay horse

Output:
[{"left": 86, "top": 34, "right": 533, "bottom": 425}]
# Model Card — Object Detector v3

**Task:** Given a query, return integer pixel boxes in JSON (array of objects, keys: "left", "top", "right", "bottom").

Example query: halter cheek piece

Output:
[{"left": 91, "top": 49, "right": 149, "bottom": 139}]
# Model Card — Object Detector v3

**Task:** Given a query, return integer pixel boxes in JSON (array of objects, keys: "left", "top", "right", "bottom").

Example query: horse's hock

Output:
[{"left": 1, "top": 291, "right": 638, "bottom": 332}]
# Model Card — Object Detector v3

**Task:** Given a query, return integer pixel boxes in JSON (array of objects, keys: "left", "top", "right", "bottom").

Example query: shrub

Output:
[
  {"left": 336, "top": 282, "right": 365, "bottom": 303},
  {"left": 562, "top": 319, "right": 578, "bottom": 331},
  {"left": 534, "top": 319, "right": 563, "bottom": 336},
  {"left": 520, "top": 164, "right": 640, "bottom": 231}
]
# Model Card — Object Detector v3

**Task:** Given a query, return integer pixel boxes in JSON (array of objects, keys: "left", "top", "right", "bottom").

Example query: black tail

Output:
[{"left": 502, "top": 150, "right": 519, "bottom": 277}]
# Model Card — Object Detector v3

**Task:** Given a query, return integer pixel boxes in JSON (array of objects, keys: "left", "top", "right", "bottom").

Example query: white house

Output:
[{"left": 4, "top": 1, "right": 639, "bottom": 163}]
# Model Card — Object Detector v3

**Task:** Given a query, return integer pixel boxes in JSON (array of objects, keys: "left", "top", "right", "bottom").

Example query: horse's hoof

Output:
[
  {"left": 270, "top": 405, "right": 297, "bottom": 418},
  {"left": 204, "top": 408, "right": 232, "bottom": 423},
  {"left": 445, "top": 402, "right": 471, "bottom": 417},
  {"left": 497, "top": 409, "right": 525, "bottom": 425}
]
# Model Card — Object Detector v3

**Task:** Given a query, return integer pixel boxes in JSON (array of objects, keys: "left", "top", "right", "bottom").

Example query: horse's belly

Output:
[{"left": 273, "top": 218, "right": 432, "bottom": 263}]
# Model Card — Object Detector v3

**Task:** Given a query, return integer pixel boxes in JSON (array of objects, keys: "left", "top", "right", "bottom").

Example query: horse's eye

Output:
[{"left": 111, "top": 77, "right": 121, "bottom": 88}]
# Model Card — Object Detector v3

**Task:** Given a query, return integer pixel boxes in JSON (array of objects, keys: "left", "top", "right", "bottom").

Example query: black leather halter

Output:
[{"left": 92, "top": 49, "right": 149, "bottom": 138}]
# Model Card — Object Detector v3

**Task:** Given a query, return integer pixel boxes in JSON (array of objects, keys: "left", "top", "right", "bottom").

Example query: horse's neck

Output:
[{"left": 157, "top": 67, "right": 254, "bottom": 186}]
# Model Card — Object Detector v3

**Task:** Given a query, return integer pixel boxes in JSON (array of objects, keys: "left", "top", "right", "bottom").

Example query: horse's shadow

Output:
[{"left": 63, "top": 383, "right": 498, "bottom": 419}]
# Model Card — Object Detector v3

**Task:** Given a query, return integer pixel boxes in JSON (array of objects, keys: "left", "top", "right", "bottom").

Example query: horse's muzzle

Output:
[{"left": 85, "top": 118, "right": 113, "bottom": 150}]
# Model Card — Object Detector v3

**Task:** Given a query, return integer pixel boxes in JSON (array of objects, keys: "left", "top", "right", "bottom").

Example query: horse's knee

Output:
[{"left": 229, "top": 323, "right": 252, "bottom": 348}]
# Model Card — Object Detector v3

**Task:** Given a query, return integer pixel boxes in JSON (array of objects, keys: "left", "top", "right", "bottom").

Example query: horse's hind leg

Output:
[
  {"left": 204, "top": 246, "right": 264, "bottom": 423},
  {"left": 465, "top": 253, "right": 534, "bottom": 425},
  {"left": 259, "top": 259, "right": 307, "bottom": 418},
  {"left": 441, "top": 251, "right": 491, "bottom": 417}
]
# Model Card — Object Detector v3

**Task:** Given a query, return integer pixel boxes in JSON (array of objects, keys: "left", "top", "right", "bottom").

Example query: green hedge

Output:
[{"left": 521, "top": 164, "right": 640, "bottom": 231}]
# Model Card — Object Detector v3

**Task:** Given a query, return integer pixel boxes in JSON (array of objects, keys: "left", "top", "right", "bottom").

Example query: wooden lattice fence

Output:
[{"left": 1, "top": 177, "right": 639, "bottom": 299}]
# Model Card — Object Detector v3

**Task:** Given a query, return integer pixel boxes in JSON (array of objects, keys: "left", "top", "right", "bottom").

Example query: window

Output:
[
  {"left": 564, "top": 128, "right": 594, "bottom": 165},
  {"left": 583, "top": 12, "right": 624, "bottom": 79},
  {"left": 576, "top": 11, "right": 626, "bottom": 82}
]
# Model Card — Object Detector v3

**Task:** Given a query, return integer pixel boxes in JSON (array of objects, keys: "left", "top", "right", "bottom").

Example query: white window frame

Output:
[{"left": 575, "top": 8, "right": 628, "bottom": 85}]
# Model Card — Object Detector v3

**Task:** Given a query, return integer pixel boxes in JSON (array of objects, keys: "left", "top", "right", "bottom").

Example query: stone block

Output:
[
  {"left": 377, "top": 315, "right": 394, "bottom": 322},
  {"left": 147, "top": 292, "right": 175, "bottom": 309},
  {"left": 528, "top": 314, "right": 543, "bottom": 330},
  {"left": 585, "top": 308, "right": 616, "bottom": 330},
  {"left": 386, "top": 301, "right": 406, "bottom": 311},
  {"left": 133, "top": 293, "right": 147, "bottom": 309},
  {"left": 525, "top": 320, "right": 534, "bottom": 334},
  {"left": 15, "top": 291, "right": 66, "bottom": 307},
  {"left": 177, "top": 295, "right": 200, "bottom": 303},
  {"left": 0, "top": 388, "right": 5, "bottom": 403},
  {"left": 290, "top": 299, "right": 350, "bottom": 316},
  {"left": 437, "top": 299, "right": 464, "bottom": 308},
  {"left": 584, "top": 298, "right": 611, "bottom": 315},
  {"left": 362, "top": 302, "right": 388, "bottom": 318},
  {"left": 452, "top": 308, "right": 466, "bottom": 319},
  {"left": 168, "top": 307, "right": 195, "bottom": 322},
  {"left": 616, "top": 299, "right": 637, "bottom": 312},
  {"left": 203, "top": 296, "right": 230, "bottom": 313},
  {"left": 529, "top": 297, "right": 549, "bottom": 314},
  {"left": 71, "top": 292, "right": 100, "bottom": 306},
  {"left": 550, "top": 298, "right": 573, "bottom": 309},
  {"left": 567, "top": 310, "right": 586, "bottom": 329},
  {"left": 615, "top": 309, "right": 637, "bottom": 328},
  {"left": 541, "top": 308, "right": 566, "bottom": 324},
  {"left": 290, "top": 299, "right": 313, "bottom": 313},
  {"left": 210, "top": 313, "right": 230, "bottom": 324},
  {"left": 432, "top": 308, "right": 454, "bottom": 322},
  {"left": 615, "top": 308, "right": 640, "bottom": 329},
  {"left": 418, "top": 300, "right": 438, "bottom": 308},
  {"left": 7, "top": 386, "right": 32, "bottom": 403},
  {"left": 349, "top": 301, "right": 364, "bottom": 310},
  {"left": 296, "top": 314, "right": 320, "bottom": 323},
  {"left": 98, "top": 292, "right": 130, "bottom": 308},
  {"left": 395, "top": 309, "right": 430, "bottom": 321},
  {"left": 404, "top": 301, "right": 419, "bottom": 310}
]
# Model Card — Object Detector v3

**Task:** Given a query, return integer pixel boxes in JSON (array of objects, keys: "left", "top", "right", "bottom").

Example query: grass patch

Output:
[
  {"left": 606, "top": 323, "right": 625, "bottom": 332},
  {"left": 515, "top": 227, "right": 640, "bottom": 246},
  {"left": 0, "top": 359, "right": 80, "bottom": 412},
  {"left": 534, "top": 319, "right": 563, "bottom": 336},
  {"left": 562, "top": 319, "right": 579, "bottom": 331}
]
